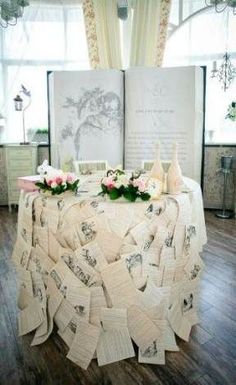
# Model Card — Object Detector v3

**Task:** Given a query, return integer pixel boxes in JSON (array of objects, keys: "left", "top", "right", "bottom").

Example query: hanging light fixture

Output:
[
  {"left": 211, "top": 52, "right": 236, "bottom": 91},
  {"left": 0, "top": 1, "right": 30, "bottom": 28},
  {"left": 205, "top": 0, "right": 236, "bottom": 14}
]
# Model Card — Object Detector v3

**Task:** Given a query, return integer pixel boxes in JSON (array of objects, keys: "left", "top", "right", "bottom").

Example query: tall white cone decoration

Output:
[
  {"left": 149, "top": 141, "right": 164, "bottom": 183},
  {"left": 167, "top": 142, "right": 183, "bottom": 194}
]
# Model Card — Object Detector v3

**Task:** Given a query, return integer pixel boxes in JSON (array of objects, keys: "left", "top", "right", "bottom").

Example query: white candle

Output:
[{"left": 213, "top": 61, "right": 217, "bottom": 71}]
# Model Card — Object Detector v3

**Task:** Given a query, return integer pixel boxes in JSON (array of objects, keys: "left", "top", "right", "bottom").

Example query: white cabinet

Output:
[{"left": 5, "top": 144, "right": 38, "bottom": 211}]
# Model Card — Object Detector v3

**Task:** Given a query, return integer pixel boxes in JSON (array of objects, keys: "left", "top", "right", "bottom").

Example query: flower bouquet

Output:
[
  {"left": 225, "top": 101, "right": 236, "bottom": 122},
  {"left": 99, "top": 169, "right": 150, "bottom": 202},
  {"left": 35, "top": 160, "right": 79, "bottom": 195}
]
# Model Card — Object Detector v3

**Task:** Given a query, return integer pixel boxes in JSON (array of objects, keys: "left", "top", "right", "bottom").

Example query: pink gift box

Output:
[{"left": 17, "top": 175, "right": 40, "bottom": 192}]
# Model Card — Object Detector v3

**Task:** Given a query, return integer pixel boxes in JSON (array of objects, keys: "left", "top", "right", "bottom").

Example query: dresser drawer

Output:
[
  {"left": 7, "top": 168, "right": 35, "bottom": 178},
  {"left": 7, "top": 147, "right": 34, "bottom": 160},
  {"left": 7, "top": 158, "right": 34, "bottom": 170}
]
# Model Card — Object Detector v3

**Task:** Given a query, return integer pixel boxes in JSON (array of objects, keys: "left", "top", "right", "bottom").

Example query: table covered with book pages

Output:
[{"left": 12, "top": 176, "right": 207, "bottom": 369}]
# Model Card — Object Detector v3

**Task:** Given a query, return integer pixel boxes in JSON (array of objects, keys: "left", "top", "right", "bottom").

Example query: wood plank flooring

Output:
[{"left": 0, "top": 207, "right": 235, "bottom": 385}]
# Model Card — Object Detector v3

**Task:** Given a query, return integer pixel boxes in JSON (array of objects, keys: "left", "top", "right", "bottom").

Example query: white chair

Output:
[
  {"left": 73, "top": 160, "right": 108, "bottom": 175},
  {"left": 142, "top": 160, "right": 171, "bottom": 173}
]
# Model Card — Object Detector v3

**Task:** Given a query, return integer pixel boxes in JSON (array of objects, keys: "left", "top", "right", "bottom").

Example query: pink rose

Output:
[
  {"left": 55, "top": 176, "right": 63, "bottom": 185},
  {"left": 51, "top": 181, "right": 58, "bottom": 188},
  {"left": 66, "top": 173, "right": 75, "bottom": 184},
  {"left": 132, "top": 178, "right": 146, "bottom": 193},
  {"left": 102, "top": 176, "right": 115, "bottom": 190},
  {"left": 107, "top": 181, "right": 115, "bottom": 190},
  {"left": 47, "top": 179, "right": 53, "bottom": 186}
]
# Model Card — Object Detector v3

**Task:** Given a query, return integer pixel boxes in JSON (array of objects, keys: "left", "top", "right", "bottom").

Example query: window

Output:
[
  {"left": 0, "top": 2, "right": 89, "bottom": 143},
  {"left": 164, "top": 1, "right": 236, "bottom": 144}
]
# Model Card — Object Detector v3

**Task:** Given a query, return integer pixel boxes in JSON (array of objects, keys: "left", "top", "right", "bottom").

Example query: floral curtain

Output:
[
  {"left": 82, "top": 0, "right": 122, "bottom": 69},
  {"left": 82, "top": 0, "right": 100, "bottom": 68}
]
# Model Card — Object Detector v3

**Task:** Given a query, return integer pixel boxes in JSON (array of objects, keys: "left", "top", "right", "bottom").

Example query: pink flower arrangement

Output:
[
  {"left": 100, "top": 170, "right": 150, "bottom": 202},
  {"left": 36, "top": 167, "right": 79, "bottom": 195}
]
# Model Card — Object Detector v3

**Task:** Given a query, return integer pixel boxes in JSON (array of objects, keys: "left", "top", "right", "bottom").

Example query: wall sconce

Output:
[{"left": 13, "top": 85, "right": 31, "bottom": 144}]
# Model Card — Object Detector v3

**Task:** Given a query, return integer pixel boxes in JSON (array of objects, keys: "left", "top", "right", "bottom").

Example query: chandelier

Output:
[
  {"left": 205, "top": 0, "right": 236, "bottom": 13},
  {"left": 0, "top": 1, "right": 30, "bottom": 28},
  {"left": 211, "top": 52, "right": 236, "bottom": 91}
]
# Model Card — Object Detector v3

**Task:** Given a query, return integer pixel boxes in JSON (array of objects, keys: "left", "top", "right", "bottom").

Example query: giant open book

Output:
[{"left": 48, "top": 66, "right": 204, "bottom": 183}]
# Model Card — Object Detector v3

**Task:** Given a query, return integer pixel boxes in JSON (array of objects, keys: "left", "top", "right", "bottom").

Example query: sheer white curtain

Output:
[
  {"left": 164, "top": 7, "right": 236, "bottom": 143},
  {"left": 130, "top": 0, "right": 171, "bottom": 66},
  {"left": 0, "top": 0, "right": 89, "bottom": 143}
]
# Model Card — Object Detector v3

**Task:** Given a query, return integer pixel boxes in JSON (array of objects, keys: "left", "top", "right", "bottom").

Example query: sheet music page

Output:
[
  {"left": 125, "top": 66, "right": 204, "bottom": 182},
  {"left": 66, "top": 321, "right": 100, "bottom": 370},
  {"left": 18, "top": 297, "right": 45, "bottom": 336},
  {"left": 96, "top": 308, "right": 135, "bottom": 366}
]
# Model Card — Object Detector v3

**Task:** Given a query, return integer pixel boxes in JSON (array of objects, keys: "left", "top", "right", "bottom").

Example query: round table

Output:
[{"left": 12, "top": 175, "right": 206, "bottom": 369}]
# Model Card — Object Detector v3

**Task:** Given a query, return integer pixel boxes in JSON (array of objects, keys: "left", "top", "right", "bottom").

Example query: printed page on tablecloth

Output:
[
  {"left": 96, "top": 308, "right": 135, "bottom": 366},
  {"left": 48, "top": 69, "right": 124, "bottom": 170},
  {"left": 125, "top": 66, "right": 204, "bottom": 183}
]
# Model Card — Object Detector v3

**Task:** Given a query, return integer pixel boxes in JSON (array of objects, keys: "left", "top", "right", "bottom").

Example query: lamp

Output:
[
  {"left": 14, "top": 84, "right": 31, "bottom": 145},
  {"left": 0, "top": 0, "right": 30, "bottom": 28},
  {"left": 211, "top": 52, "right": 236, "bottom": 91},
  {"left": 205, "top": 0, "right": 236, "bottom": 14}
]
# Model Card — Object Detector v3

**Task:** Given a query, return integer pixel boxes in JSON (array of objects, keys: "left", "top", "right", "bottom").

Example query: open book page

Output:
[
  {"left": 49, "top": 69, "right": 124, "bottom": 169},
  {"left": 18, "top": 297, "right": 45, "bottom": 336},
  {"left": 125, "top": 66, "right": 204, "bottom": 183},
  {"left": 97, "top": 308, "right": 135, "bottom": 366},
  {"left": 66, "top": 321, "right": 100, "bottom": 370}
]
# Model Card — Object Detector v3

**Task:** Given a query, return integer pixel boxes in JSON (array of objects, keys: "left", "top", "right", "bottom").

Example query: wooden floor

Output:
[{"left": 0, "top": 207, "right": 236, "bottom": 385}]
